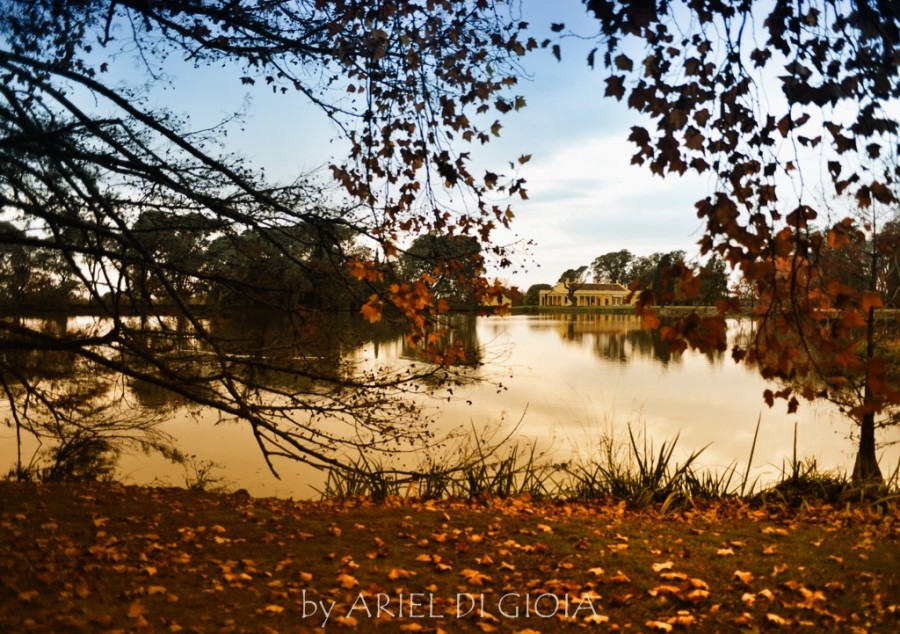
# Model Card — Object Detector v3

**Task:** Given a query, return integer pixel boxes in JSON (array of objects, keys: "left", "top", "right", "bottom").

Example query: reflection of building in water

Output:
[
  {"left": 538, "top": 283, "right": 631, "bottom": 307},
  {"left": 529, "top": 312, "right": 640, "bottom": 335}
]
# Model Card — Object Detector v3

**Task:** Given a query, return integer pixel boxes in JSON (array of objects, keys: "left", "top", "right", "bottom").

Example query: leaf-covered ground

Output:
[{"left": 1, "top": 483, "right": 898, "bottom": 633}]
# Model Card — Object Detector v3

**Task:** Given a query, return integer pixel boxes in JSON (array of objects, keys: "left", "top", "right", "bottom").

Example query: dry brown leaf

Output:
[
  {"left": 689, "top": 578, "right": 709, "bottom": 590},
  {"left": 645, "top": 620, "right": 674, "bottom": 632},
  {"left": 336, "top": 573, "right": 359, "bottom": 589},
  {"left": 686, "top": 589, "right": 710, "bottom": 602},
  {"left": 608, "top": 572, "right": 631, "bottom": 584},
  {"left": 766, "top": 613, "right": 789, "bottom": 626},
  {"left": 733, "top": 570, "right": 754, "bottom": 585},
  {"left": 648, "top": 584, "right": 682, "bottom": 597},
  {"left": 668, "top": 613, "right": 696, "bottom": 626},
  {"left": 588, "top": 566, "right": 605, "bottom": 577},
  {"left": 17, "top": 590, "right": 38, "bottom": 603},
  {"left": 459, "top": 568, "right": 492, "bottom": 586},
  {"left": 127, "top": 600, "right": 145, "bottom": 619},
  {"left": 716, "top": 547, "right": 735, "bottom": 557},
  {"left": 388, "top": 568, "right": 416, "bottom": 580},
  {"left": 652, "top": 561, "right": 674, "bottom": 572},
  {"left": 263, "top": 604, "right": 284, "bottom": 614},
  {"left": 584, "top": 614, "right": 610, "bottom": 624}
]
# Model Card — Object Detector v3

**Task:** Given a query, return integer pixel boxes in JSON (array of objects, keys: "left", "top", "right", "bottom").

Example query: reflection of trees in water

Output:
[
  {"left": 400, "top": 313, "right": 480, "bottom": 366},
  {"left": 732, "top": 315, "right": 900, "bottom": 436},
  {"left": 536, "top": 313, "right": 725, "bottom": 367},
  {"left": 397, "top": 313, "right": 482, "bottom": 390},
  {"left": 1, "top": 319, "right": 177, "bottom": 480},
  {"left": 3, "top": 311, "right": 483, "bottom": 478}
]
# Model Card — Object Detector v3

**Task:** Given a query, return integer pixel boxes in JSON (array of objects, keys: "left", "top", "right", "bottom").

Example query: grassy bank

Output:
[
  {"left": 320, "top": 425, "right": 900, "bottom": 512},
  {"left": 1, "top": 482, "right": 898, "bottom": 633}
]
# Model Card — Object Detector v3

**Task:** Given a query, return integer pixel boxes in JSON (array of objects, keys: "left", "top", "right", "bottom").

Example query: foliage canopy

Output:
[
  {"left": 560, "top": 0, "right": 900, "bottom": 479},
  {"left": 0, "top": 0, "right": 530, "bottom": 474}
]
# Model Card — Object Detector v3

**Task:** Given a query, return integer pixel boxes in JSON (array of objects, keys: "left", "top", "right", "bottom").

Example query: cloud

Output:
[{"left": 502, "top": 135, "right": 712, "bottom": 285}]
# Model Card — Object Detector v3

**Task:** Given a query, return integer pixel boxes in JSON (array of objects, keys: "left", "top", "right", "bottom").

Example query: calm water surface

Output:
[{"left": 4, "top": 313, "right": 898, "bottom": 497}]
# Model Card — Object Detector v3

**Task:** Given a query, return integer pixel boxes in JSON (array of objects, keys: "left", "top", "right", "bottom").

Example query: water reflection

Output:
[
  {"left": 2, "top": 311, "right": 484, "bottom": 480},
  {"left": 3, "top": 313, "right": 898, "bottom": 497},
  {"left": 532, "top": 313, "right": 725, "bottom": 367}
]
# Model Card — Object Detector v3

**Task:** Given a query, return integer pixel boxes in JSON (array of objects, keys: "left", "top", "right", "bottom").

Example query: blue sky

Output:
[{"left": 152, "top": 0, "right": 712, "bottom": 291}]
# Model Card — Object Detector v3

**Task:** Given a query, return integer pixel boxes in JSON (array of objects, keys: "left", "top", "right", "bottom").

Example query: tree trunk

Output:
[
  {"left": 852, "top": 411, "right": 882, "bottom": 483},
  {"left": 852, "top": 296, "right": 883, "bottom": 484}
]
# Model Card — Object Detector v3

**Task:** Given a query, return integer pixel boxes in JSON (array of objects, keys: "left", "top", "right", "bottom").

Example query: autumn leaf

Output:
[
  {"left": 733, "top": 570, "right": 754, "bottom": 585},
  {"left": 861, "top": 291, "right": 883, "bottom": 312},
  {"left": 652, "top": 561, "right": 675, "bottom": 572},
  {"left": 668, "top": 613, "right": 696, "bottom": 626},
  {"left": 336, "top": 573, "right": 358, "bottom": 589},
  {"left": 127, "top": 600, "right": 145, "bottom": 619},
  {"left": 690, "top": 578, "right": 709, "bottom": 590},
  {"left": 766, "top": 613, "right": 789, "bottom": 626},
  {"left": 647, "top": 584, "right": 682, "bottom": 598},
  {"left": 608, "top": 572, "right": 631, "bottom": 584},
  {"left": 17, "top": 590, "right": 38, "bottom": 603},
  {"left": 584, "top": 614, "right": 610, "bottom": 624},
  {"left": 686, "top": 588, "right": 710, "bottom": 602},
  {"left": 459, "top": 568, "right": 492, "bottom": 586}
]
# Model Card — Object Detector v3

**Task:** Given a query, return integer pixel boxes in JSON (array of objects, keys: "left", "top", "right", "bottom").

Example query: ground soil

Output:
[{"left": 1, "top": 482, "right": 898, "bottom": 633}]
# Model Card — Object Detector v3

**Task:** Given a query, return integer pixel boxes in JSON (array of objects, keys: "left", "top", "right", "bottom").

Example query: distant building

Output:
[{"left": 538, "top": 282, "right": 631, "bottom": 307}]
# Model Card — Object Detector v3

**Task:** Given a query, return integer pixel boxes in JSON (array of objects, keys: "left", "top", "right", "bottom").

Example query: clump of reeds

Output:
[{"left": 317, "top": 417, "right": 899, "bottom": 510}]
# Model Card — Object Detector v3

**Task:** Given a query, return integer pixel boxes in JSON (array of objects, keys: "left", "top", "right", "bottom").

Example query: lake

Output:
[{"left": 3, "top": 313, "right": 898, "bottom": 497}]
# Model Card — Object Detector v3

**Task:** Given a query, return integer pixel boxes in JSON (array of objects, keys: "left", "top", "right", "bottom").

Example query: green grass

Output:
[{"left": 320, "top": 419, "right": 900, "bottom": 512}]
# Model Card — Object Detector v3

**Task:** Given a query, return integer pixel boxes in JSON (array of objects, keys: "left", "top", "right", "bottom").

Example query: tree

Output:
[
  {"left": 398, "top": 234, "right": 484, "bottom": 309},
  {"left": 0, "top": 1, "right": 531, "bottom": 475},
  {"left": 591, "top": 249, "right": 633, "bottom": 284},
  {"left": 558, "top": 265, "right": 589, "bottom": 306},
  {"left": 0, "top": 222, "right": 76, "bottom": 314},
  {"left": 628, "top": 250, "right": 687, "bottom": 306},
  {"left": 562, "top": 0, "right": 900, "bottom": 480},
  {"left": 524, "top": 283, "right": 552, "bottom": 306},
  {"left": 698, "top": 254, "right": 729, "bottom": 305}
]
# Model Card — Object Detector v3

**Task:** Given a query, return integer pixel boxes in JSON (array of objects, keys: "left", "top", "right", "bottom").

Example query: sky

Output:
[{"left": 155, "top": 0, "right": 714, "bottom": 291}]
